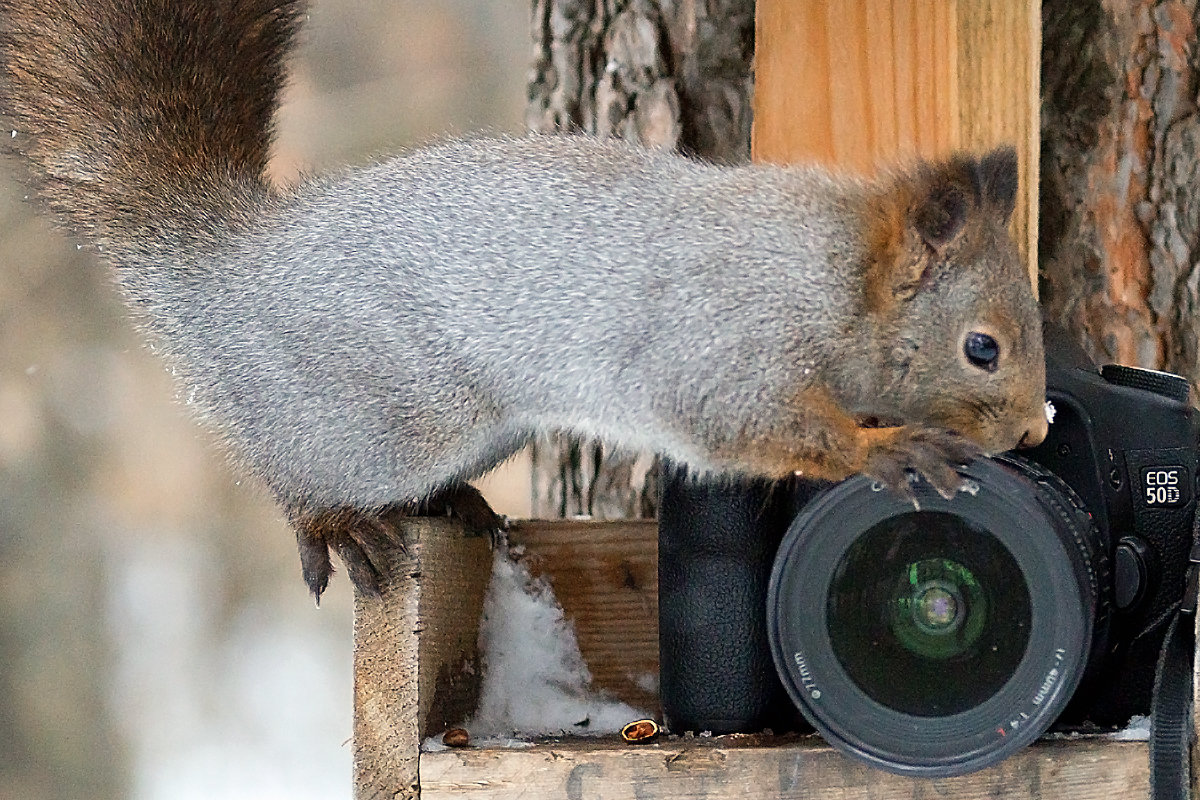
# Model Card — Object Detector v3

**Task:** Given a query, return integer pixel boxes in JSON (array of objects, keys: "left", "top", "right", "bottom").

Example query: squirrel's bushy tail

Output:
[{"left": 0, "top": 0, "right": 303, "bottom": 250}]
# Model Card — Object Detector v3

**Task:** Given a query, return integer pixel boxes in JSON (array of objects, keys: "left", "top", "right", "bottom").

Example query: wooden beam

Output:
[
  {"left": 752, "top": 0, "right": 1040, "bottom": 283},
  {"left": 353, "top": 517, "right": 492, "bottom": 800},
  {"left": 420, "top": 735, "right": 1148, "bottom": 799},
  {"left": 956, "top": 0, "right": 1040, "bottom": 283}
]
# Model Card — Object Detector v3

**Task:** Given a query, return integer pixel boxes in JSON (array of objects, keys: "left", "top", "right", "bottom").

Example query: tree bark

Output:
[
  {"left": 1041, "top": 1, "right": 1200, "bottom": 378},
  {"left": 525, "top": 0, "right": 755, "bottom": 518}
]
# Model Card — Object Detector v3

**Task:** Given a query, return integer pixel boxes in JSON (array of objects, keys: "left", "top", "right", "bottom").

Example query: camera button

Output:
[
  {"left": 1100, "top": 364, "right": 1191, "bottom": 403},
  {"left": 1114, "top": 539, "right": 1150, "bottom": 610}
]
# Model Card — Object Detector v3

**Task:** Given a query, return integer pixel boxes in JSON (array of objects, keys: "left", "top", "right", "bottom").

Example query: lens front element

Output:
[
  {"left": 828, "top": 513, "right": 1030, "bottom": 718},
  {"left": 901, "top": 563, "right": 976, "bottom": 643}
]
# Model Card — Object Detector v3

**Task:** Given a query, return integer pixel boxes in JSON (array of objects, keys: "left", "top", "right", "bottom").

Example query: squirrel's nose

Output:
[{"left": 1017, "top": 411, "right": 1049, "bottom": 449}]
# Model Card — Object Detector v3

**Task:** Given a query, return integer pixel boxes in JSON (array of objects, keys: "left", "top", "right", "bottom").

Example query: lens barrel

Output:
[{"left": 767, "top": 456, "right": 1106, "bottom": 777}]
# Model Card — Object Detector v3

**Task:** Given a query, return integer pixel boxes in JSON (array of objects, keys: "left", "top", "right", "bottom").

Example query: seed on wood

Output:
[
  {"left": 443, "top": 728, "right": 470, "bottom": 748},
  {"left": 621, "top": 719, "right": 660, "bottom": 743}
]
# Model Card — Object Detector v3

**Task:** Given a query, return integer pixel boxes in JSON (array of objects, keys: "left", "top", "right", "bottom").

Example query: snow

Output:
[
  {"left": 423, "top": 543, "right": 646, "bottom": 749},
  {"left": 1108, "top": 715, "right": 1150, "bottom": 742}
]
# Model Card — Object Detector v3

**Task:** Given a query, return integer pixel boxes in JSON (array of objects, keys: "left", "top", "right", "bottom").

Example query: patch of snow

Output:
[{"left": 457, "top": 545, "right": 646, "bottom": 740}]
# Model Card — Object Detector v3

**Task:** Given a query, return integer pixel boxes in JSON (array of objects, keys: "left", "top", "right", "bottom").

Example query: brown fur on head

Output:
[{"left": 850, "top": 146, "right": 1047, "bottom": 454}]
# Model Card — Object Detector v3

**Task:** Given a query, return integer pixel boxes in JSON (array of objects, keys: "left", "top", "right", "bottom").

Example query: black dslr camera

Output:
[{"left": 658, "top": 326, "right": 1200, "bottom": 776}]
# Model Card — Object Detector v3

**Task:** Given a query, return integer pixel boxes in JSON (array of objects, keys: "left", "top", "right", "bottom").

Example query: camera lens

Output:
[{"left": 767, "top": 457, "right": 1105, "bottom": 777}]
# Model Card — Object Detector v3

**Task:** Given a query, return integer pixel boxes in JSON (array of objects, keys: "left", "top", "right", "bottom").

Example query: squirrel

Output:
[{"left": 0, "top": 0, "right": 1048, "bottom": 602}]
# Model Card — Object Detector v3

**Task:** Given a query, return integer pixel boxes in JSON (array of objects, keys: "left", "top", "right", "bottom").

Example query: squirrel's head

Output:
[{"left": 855, "top": 146, "right": 1047, "bottom": 455}]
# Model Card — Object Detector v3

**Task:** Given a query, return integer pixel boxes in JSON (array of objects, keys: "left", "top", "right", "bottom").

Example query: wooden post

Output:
[
  {"left": 353, "top": 518, "right": 492, "bottom": 799},
  {"left": 752, "top": 0, "right": 1041, "bottom": 285}
]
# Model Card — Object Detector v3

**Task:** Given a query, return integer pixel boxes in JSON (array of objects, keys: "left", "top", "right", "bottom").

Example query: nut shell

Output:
[
  {"left": 620, "top": 719, "right": 660, "bottom": 743},
  {"left": 443, "top": 728, "right": 470, "bottom": 748}
]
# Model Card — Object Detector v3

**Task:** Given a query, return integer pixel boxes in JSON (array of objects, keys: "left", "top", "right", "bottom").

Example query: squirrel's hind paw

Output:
[
  {"left": 289, "top": 484, "right": 506, "bottom": 603},
  {"left": 864, "top": 427, "right": 983, "bottom": 502},
  {"left": 406, "top": 483, "right": 507, "bottom": 539},
  {"left": 291, "top": 507, "right": 402, "bottom": 603}
]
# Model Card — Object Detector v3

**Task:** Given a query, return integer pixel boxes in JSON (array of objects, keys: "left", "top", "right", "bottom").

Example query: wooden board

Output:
[
  {"left": 353, "top": 517, "right": 493, "bottom": 800},
  {"left": 752, "top": 0, "right": 1040, "bottom": 283},
  {"left": 420, "top": 735, "right": 1148, "bottom": 799}
]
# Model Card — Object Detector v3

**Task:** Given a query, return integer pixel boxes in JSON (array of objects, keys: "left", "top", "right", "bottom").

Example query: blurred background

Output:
[{"left": 0, "top": 2, "right": 529, "bottom": 798}]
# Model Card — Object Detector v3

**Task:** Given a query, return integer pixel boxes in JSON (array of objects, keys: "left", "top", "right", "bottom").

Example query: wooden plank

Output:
[
  {"left": 752, "top": 0, "right": 957, "bottom": 172},
  {"left": 353, "top": 517, "right": 492, "bottom": 800},
  {"left": 752, "top": 0, "right": 1040, "bottom": 284},
  {"left": 508, "top": 520, "right": 659, "bottom": 713},
  {"left": 420, "top": 735, "right": 1148, "bottom": 799},
  {"left": 956, "top": 0, "right": 1041, "bottom": 285}
]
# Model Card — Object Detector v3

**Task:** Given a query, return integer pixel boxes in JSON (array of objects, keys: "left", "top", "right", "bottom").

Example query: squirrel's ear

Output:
[
  {"left": 976, "top": 145, "right": 1018, "bottom": 223},
  {"left": 914, "top": 182, "right": 969, "bottom": 253},
  {"left": 864, "top": 183, "right": 946, "bottom": 309},
  {"left": 865, "top": 154, "right": 975, "bottom": 308},
  {"left": 865, "top": 147, "right": 1019, "bottom": 311},
  {"left": 913, "top": 147, "right": 1019, "bottom": 249}
]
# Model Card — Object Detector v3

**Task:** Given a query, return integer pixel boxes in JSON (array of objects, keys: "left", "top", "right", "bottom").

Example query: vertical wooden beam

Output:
[
  {"left": 752, "top": 0, "right": 957, "bottom": 171},
  {"left": 353, "top": 518, "right": 492, "bottom": 800},
  {"left": 955, "top": 0, "right": 1041, "bottom": 282},
  {"left": 752, "top": 0, "right": 1040, "bottom": 284}
]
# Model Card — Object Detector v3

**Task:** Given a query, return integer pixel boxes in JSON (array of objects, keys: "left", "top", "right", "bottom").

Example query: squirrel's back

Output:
[{"left": 173, "top": 134, "right": 870, "bottom": 504}]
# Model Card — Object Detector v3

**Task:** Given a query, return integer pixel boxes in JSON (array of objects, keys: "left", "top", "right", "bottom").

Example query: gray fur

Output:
[{"left": 131, "top": 135, "right": 872, "bottom": 508}]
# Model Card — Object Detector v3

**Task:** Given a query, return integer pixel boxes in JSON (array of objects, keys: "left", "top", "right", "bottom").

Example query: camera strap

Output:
[{"left": 1149, "top": 541, "right": 1200, "bottom": 800}]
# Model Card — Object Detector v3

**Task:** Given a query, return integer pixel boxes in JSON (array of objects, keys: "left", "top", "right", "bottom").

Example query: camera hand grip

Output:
[{"left": 657, "top": 464, "right": 803, "bottom": 734}]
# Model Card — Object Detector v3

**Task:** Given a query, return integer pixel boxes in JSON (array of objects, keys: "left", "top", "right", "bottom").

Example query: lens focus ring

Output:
[{"left": 766, "top": 456, "right": 1104, "bottom": 777}]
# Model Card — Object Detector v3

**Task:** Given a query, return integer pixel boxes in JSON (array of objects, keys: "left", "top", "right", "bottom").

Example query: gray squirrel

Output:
[{"left": 0, "top": 0, "right": 1047, "bottom": 600}]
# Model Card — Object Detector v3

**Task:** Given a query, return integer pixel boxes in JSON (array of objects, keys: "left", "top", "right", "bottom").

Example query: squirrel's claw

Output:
[
  {"left": 291, "top": 507, "right": 401, "bottom": 603},
  {"left": 296, "top": 528, "right": 334, "bottom": 603},
  {"left": 864, "top": 427, "right": 983, "bottom": 502}
]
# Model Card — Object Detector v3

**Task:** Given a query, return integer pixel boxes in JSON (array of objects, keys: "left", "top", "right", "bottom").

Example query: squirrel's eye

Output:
[{"left": 964, "top": 332, "right": 1000, "bottom": 372}]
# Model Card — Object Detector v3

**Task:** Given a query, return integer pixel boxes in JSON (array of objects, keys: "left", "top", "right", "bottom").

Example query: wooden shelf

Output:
[
  {"left": 419, "top": 734, "right": 1148, "bottom": 800},
  {"left": 351, "top": 519, "right": 1190, "bottom": 799}
]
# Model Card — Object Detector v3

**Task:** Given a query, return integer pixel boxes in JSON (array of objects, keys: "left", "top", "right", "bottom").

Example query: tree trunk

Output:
[
  {"left": 1041, "top": 1, "right": 1200, "bottom": 378},
  {"left": 525, "top": 0, "right": 755, "bottom": 518}
]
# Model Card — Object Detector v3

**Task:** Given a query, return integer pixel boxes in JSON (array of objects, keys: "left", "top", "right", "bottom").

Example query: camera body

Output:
[
  {"left": 1019, "top": 332, "right": 1198, "bottom": 725},
  {"left": 658, "top": 327, "right": 1199, "bottom": 776}
]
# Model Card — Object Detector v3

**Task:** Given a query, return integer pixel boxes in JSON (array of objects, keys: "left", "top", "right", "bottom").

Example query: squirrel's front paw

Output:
[{"left": 863, "top": 427, "right": 983, "bottom": 502}]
